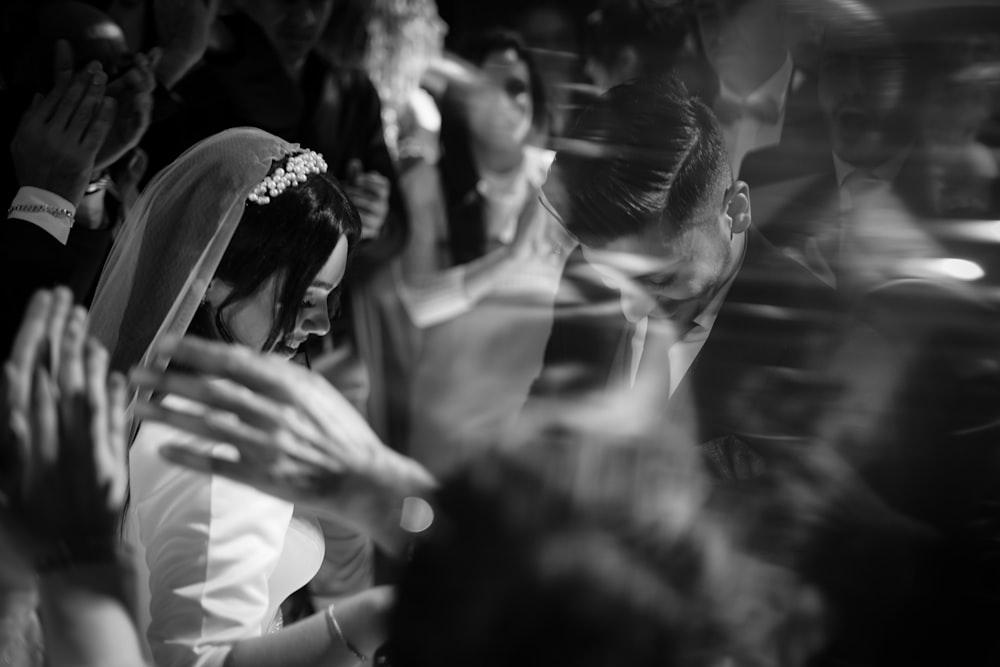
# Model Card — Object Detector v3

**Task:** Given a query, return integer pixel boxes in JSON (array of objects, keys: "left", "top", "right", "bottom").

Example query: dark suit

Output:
[
  {"left": 750, "top": 146, "right": 1000, "bottom": 666},
  {"left": 0, "top": 218, "right": 114, "bottom": 360},
  {"left": 534, "top": 228, "right": 838, "bottom": 481}
]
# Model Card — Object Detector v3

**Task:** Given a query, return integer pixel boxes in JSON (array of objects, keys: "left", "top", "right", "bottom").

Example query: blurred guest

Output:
[
  {"left": 758, "top": 1, "right": 933, "bottom": 291},
  {"left": 536, "top": 75, "right": 837, "bottom": 482},
  {"left": 320, "top": 0, "right": 447, "bottom": 158},
  {"left": 582, "top": 0, "right": 699, "bottom": 93},
  {"left": 512, "top": 2, "right": 582, "bottom": 137},
  {"left": 395, "top": 29, "right": 568, "bottom": 473},
  {"left": 0, "top": 3, "right": 157, "bottom": 322},
  {"left": 102, "top": 0, "right": 220, "bottom": 90},
  {"left": 910, "top": 8, "right": 1000, "bottom": 219},
  {"left": 1, "top": 40, "right": 118, "bottom": 360},
  {"left": 691, "top": 0, "right": 830, "bottom": 183}
]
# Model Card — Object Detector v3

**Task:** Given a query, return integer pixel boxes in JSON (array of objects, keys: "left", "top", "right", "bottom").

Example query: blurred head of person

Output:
[
  {"left": 387, "top": 439, "right": 799, "bottom": 667},
  {"left": 815, "top": 1, "right": 914, "bottom": 167},
  {"left": 2, "top": 1, "right": 131, "bottom": 94},
  {"left": 544, "top": 76, "right": 749, "bottom": 325},
  {"left": 456, "top": 28, "right": 549, "bottom": 155},
  {"left": 321, "top": 0, "right": 446, "bottom": 117},
  {"left": 691, "top": 0, "right": 789, "bottom": 96},
  {"left": 235, "top": 0, "right": 335, "bottom": 74},
  {"left": 912, "top": 12, "right": 1000, "bottom": 148},
  {"left": 514, "top": 2, "right": 580, "bottom": 55},
  {"left": 583, "top": 0, "right": 694, "bottom": 92}
]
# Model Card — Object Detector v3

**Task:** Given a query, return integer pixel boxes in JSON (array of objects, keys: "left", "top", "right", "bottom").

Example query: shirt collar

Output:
[
  {"left": 833, "top": 144, "right": 914, "bottom": 189},
  {"left": 718, "top": 52, "right": 794, "bottom": 113}
]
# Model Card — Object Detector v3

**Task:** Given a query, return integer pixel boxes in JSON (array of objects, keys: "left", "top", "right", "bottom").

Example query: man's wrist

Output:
[{"left": 8, "top": 186, "right": 77, "bottom": 244}]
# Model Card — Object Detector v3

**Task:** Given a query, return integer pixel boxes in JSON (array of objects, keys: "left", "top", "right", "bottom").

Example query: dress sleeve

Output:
[{"left": 130, "top": 421, "right": 295, "bottom": 667}]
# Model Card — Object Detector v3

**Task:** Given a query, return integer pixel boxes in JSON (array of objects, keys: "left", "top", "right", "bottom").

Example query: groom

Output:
[{"left": 531, "top": 75, "right": 837, "bottom": 480}]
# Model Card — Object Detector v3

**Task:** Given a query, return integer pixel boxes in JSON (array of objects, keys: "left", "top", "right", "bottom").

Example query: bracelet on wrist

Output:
[
  {"left": 7, "top": 203, "right": 75, "bottom": 223},
  {"left": 325, "top": 602, "right": 368, "bottom": 663}
]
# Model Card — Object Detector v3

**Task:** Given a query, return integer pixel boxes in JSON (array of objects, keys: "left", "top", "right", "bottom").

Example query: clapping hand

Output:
[
  {"left": 2, "top": 289, "right": 128, "bottom": 556},
  {"left": 344, "top": 160, "right": 391, "bottom": 240},
  {"left": 130, "top": 336, "right": 436, "bottom": 555},
  {"left": 10, "top": 41, "right": 116, "bottom": 207},
  {"left": 96, "top": 49, "right": 159, "bottom": 172}
]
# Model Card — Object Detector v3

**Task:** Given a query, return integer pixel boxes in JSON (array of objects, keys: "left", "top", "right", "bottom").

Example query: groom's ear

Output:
[{"left": 724, "top": 180, "right": 751, "bottom": 236}]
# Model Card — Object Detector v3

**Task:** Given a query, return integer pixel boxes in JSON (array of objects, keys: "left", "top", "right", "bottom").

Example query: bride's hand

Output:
[{"left": 130, "top": 336, "right": 436, "bottom": 555}]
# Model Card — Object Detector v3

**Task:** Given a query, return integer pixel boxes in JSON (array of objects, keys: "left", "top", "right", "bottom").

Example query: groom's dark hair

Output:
[{"left": 545, "top": 75, "right": 730, "bottom": 248}]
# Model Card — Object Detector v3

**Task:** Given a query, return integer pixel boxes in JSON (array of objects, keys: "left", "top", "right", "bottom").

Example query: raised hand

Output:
[
  {"left": 2, "top": 289, "right": 128, "bottom": 553},
  {"left": 96, "top": 49, "right": 159, "bottom": 171},
  {"left": 130, "top": 336, "right": 436, "bottom": 554},
  {"left": 344, "top": 160, "right": 391, "bottom": 240},
  {"left": 10, "top": 41, "right": 116, "bottom": 206}
]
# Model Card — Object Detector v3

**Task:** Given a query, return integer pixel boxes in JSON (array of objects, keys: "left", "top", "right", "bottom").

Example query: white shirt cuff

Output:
[{"left": 7, "top": 186, "right": 76, "bottom": 245}]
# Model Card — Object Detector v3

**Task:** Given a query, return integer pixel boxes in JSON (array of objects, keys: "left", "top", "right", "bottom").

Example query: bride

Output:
[{"left": 88, "top": 127, "right": 428, "bottom": 667}]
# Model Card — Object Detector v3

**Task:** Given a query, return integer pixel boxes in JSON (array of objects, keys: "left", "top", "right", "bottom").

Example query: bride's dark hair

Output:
[{"left": 190, "top": 168, "right": 362, "bottom": 350}]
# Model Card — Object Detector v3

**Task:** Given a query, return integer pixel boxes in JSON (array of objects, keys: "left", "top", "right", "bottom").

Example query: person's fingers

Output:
[
  {"left": 155, "top": 336, "right": 307, "bottom": 404},
  {"left": 132, "top": 53, "right": 157, "bottom": 94},
  {"left": 159, "top": 443, "right": 268, "bottom": 487},
  {"left": 353, "top": 172, "right": 390, "bottom": 195},
  {"left": 32, "top": 368, "right": 58, "bottom": 472},
  {"left": 345, "top": 193, "right": 379, "bottom": 216},
  {"left": 85, "top": 339, "right": 111, "bottom": 471},
  {"left": 130, "top": 88, "right": 154, "bottom": 126},
  {"left": 8, "top": 291, "right": 54, "bottom": 411},
  {"left": 346, "top": 159, "right": 363, "bottom": 184},
  {"left": 51, "top": 62, "right": 103, "bottom": 131},
  {"left": 45, "top": 288, "right": 73, "bottom": 378},
  {"left": 58, "top": 306, "right": 88, "bottom": 397},
  {"left": 130, "top": 367, "right": 285, "bottom": 431},
  {"left": 18, "top": 94, "right": 43, "bottom": 129},
  {"left": 105, "top": 371, "right": 128, "bottom": 503},
  {"left": 147, "top": 47, "right": 163, "bottom": 70},
  {"left": 67, "top": 69, "right": 108, "bottom": 143},
  {"left": 81, "top": 97, "right": 116, "bottom": 157},
  {"left": 133, "top": 398, "right": 274, "bottom": 454},
  {"left": 5, "top": 363, "right": 32, "bottom": 479},
  {"left": 40, "top": 40, "right": 75, "bottom": 121}
]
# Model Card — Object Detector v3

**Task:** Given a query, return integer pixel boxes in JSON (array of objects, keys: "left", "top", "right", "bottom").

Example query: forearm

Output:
[
  {"left": 224, "top": 587, "right": 393, "bottom": 667},
  {"left": 38, "top": 563, "right": 147, "bottom": 667},
  {"left": 312, "top": 458, "right": 437, "bottom": 559},
  {"left": 398, "top": 245, "right": 520, "bottom": 328}
]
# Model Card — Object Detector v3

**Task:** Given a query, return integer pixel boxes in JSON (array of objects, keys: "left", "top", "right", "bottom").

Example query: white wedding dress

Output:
[{"left": 125, "top": 397, "right": 325, "bottom": 667}]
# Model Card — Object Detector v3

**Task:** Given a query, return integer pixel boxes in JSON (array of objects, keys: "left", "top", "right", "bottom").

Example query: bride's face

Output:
[{"left": 209, "top": 236, "right": 349, "bottom": 358}]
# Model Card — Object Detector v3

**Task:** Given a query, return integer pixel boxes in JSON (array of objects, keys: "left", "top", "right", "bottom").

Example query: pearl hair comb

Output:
[{"left": 247, "top": 150, "right": 328, "bottom": 205}]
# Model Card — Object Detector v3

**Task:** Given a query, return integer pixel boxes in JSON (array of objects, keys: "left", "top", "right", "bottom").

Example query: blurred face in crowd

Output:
[
  {"left": 469, "top": 47, "right": 534, "bottom": 150},
  {"left": 208, "top": 236, "right": 348, "bottom": 358},
  {"left": 573, "top": 179, "right": 750, "bottom": 323},
  {"left": 238, "top": 0, "right": 335, "bottom": 68},
  {"left": 818, "top": 27, "right": 908, "bottom": 165},
  {"left": 693, "top": 0, "right": 785, "bottom": 89}
]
